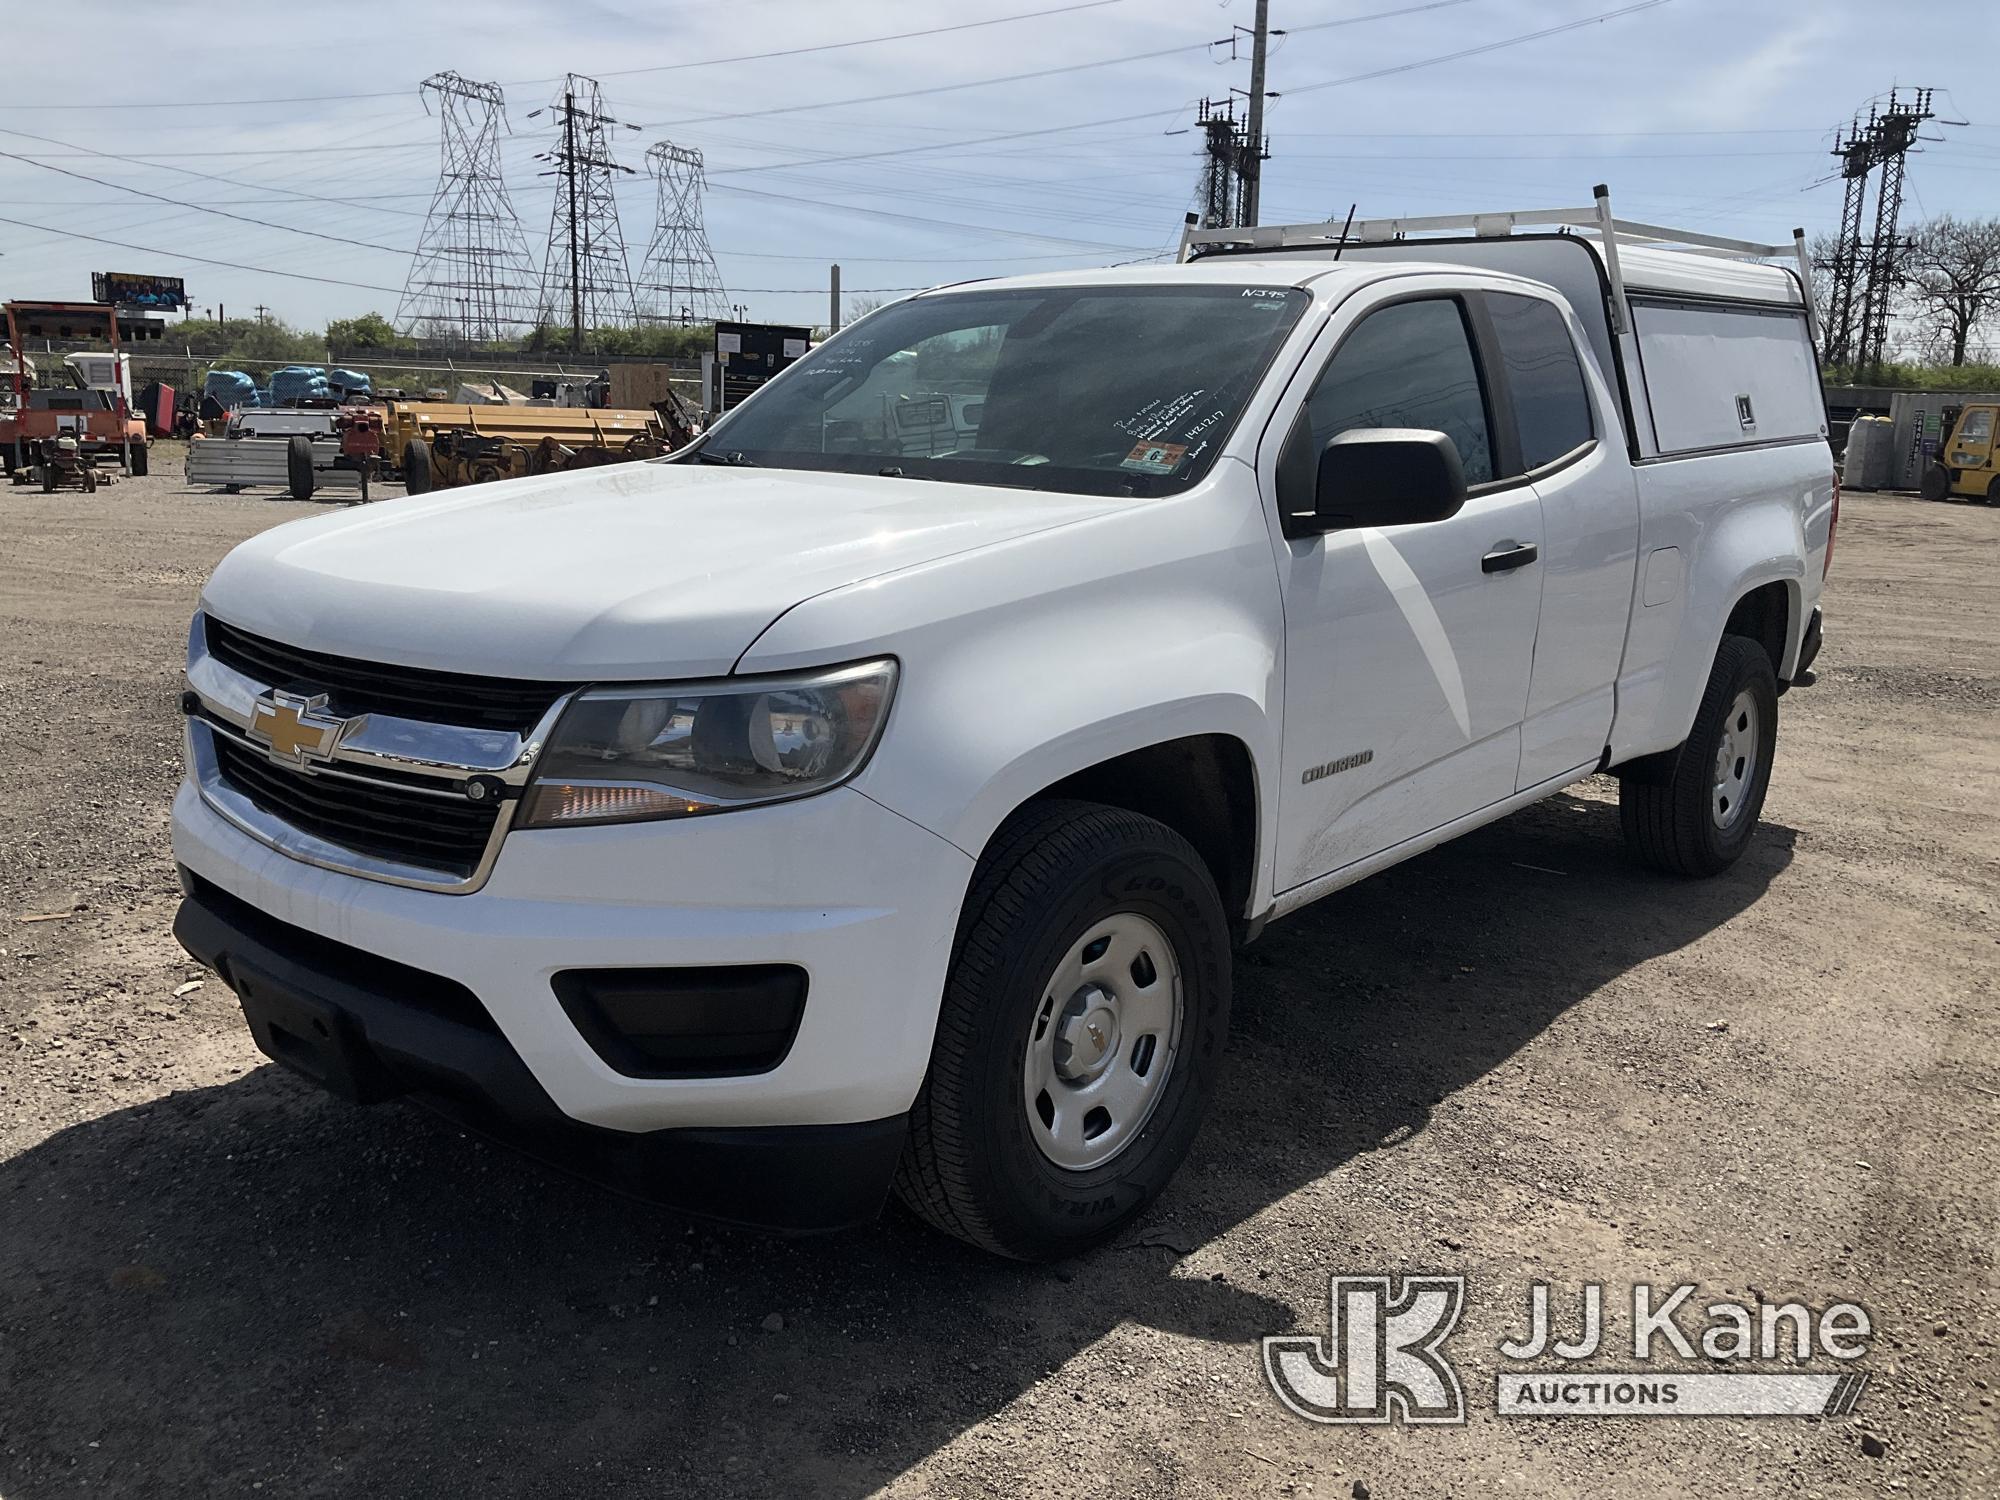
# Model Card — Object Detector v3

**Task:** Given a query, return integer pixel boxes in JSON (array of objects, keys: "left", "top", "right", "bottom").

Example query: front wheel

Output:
[
  {"left": 1619, "top": 635, "right": 1779, "bottom": 877},
  {"left": 1920, "top": 463, "right": 1952, "bottom": 501},
  {"left": 895, "top": 800, "right": 1231, "bottom": 1260}
]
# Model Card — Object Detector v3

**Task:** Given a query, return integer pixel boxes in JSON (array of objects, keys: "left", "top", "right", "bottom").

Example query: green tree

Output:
[{"left": 324, "top": 312, "right": 407, "bottom": 351}]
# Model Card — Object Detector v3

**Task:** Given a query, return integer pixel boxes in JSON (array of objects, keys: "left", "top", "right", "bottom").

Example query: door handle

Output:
[{"left": 1481, "top": 541, "right": 1539, "bottom": 574}]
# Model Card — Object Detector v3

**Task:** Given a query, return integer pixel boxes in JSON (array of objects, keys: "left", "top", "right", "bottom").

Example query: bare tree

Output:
[{"left": 1900, "top": 215, "right": 2000, "bottom": 367}]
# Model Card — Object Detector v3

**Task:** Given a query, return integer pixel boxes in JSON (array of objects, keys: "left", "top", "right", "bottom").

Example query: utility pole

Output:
[
  {"left": 829, "top": 264, "right": 842, "bottom": 333},
  {"left": 1241, "top": 0, "right": 1271, "bottom": 227},
  {"left": 563, "top": 91, "right": 582, "bottom": 350}
]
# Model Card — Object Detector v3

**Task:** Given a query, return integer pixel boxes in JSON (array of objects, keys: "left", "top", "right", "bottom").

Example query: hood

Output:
[{"left": 200, "top": 461, "right": 1131, "bottom": 679}]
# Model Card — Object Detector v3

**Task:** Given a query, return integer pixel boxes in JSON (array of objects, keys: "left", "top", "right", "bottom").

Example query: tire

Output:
[
  {"left": 1920, "top": 464, "right": 1952, "bottom": 502},
  {"left": 40, "top": 465, "right": 54, "bottom": 494},
  {"left": 82, "top": 466, "right": 97, "bottom": 494},
  {"left": 895, "top": 799, "right": 1232, "bottom": 1261},
  {"left": 130, "top": 444, "right": 149, "bottom": 477},
  {"left": 1619, "top": 635, "right": 1779, "bottom": 877},
  {"left": 286, "top": 435, "right": 316, "bottom": 501},
  {"left": 1986, "top": 474, "right": 2000, "bottom": 507},
  {"left": 403, "top": 438, "right": 433, "bottom": 493}
]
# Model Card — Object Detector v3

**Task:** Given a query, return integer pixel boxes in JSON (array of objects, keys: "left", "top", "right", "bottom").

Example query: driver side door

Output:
[{"left": 1266, "top": 290, "right": 1544, "bottom": 892}]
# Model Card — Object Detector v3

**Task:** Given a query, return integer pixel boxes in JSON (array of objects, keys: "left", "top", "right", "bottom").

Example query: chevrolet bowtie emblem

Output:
[{"left": 247, "top": 691, "right": 347, "bottom": 769}]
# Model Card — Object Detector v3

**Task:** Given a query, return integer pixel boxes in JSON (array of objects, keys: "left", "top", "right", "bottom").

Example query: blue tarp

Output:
[
  {"left": 269, "top": 365, "right": 332, "bottom": 404},
  {"left": 328, "top": 367, "right": 373, "bottom": 400},
  {"left": 203, "top": 369, "right": 262, "bottom": 408}
]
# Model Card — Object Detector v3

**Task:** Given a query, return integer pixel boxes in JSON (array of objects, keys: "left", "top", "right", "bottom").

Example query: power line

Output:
[
  {"left": 0, "top": 214, "right": 405, "bottom": 293},
  {"left": 647, "top": 0, "right": 1484, "bottom": 130},
  {"left": 0, "top": 146, "right": 413, "bottom": 255},
  {"left": 707, "top": 181, "right": 1149, "bottom": 250},
  {"left": 585, "top": 0, "right": 1126, "bottom": 82},
  {"left": 0, "top": 124, "right": 432, "bottom": 218},
  {"left": 1281, "top": 0, "right": 1675, "bottom": 97},
  {"left": 703, "top": 0, "right": 1676, "bottom": 181},
  {"left": 0, "top": 0, "right": 1129, "bottom": 111},
  {"left": 2, "top": 142, "right": 433, "bottom": 156}
]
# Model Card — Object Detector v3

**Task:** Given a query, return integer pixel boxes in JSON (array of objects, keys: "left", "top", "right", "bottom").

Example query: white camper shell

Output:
[{"left": 1180, "top": 186, "right": 1826, "bottom": 465}]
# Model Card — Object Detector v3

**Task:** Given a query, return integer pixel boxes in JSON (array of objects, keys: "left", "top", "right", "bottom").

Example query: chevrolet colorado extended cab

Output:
[{"left": 172, "top": 191, "right": 1836, "bottom": 1260}]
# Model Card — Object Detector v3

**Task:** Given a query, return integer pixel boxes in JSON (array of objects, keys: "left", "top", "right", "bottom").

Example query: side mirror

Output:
[{"left": 1311, "top": 427, "right": 1468, "bottom": 532}]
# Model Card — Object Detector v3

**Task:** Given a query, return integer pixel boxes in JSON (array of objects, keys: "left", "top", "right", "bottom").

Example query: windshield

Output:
[{"left": 694, "top": 284, "right": 1309, "bottom": 497}]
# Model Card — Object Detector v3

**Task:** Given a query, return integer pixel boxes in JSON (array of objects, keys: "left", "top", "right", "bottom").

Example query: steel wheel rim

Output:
[
  {"left": 1021, "top": 911, "right": 1184, "bottom": 1172},
  {"left": 1711, "top": 688, "right": 1760, "bottom": 831}
]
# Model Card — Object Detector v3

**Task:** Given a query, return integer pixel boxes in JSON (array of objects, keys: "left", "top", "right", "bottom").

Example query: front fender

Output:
[{"left": 738, "top": 477, "right": 1286, "bottom": 911}]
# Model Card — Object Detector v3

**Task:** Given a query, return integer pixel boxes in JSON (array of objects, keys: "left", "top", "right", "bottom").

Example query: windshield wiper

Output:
[{"left": 692, "top": 447, "right": 757, "bottom": 466}]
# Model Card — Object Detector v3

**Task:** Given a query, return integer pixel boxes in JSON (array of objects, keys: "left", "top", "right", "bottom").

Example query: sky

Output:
[{"left": 1, "top": 0, "right": 1996, "bottom": 335}]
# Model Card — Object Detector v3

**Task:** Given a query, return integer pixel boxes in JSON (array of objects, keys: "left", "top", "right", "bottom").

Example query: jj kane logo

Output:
[{"left": 1264, "top": 1276, "right": 1874, "bottom": 1424}]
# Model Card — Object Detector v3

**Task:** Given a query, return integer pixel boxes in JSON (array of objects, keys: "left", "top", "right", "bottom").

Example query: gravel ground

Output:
[{"left": 1, "top": 466, "right": 1996, "bottom": 1499}]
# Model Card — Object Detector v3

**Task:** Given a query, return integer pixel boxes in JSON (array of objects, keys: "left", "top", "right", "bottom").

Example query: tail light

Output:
[{"left": 1824, "top": 471, "right": 1840, "bottom": 580}]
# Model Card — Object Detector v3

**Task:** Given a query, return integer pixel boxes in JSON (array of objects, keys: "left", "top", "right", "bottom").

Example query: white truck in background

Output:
[{"left": 171, "top": 188, "right": 1836, "bottom": 1260}]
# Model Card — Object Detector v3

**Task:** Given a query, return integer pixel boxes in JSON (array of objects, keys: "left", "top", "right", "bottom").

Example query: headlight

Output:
[{"left": 517, "top": 659, "right": 897, "bottom": 828}]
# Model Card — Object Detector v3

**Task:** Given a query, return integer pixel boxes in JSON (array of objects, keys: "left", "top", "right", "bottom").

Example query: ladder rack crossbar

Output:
[{"left": 1175, "top": 185, "right": 1817, "bottom": 343}]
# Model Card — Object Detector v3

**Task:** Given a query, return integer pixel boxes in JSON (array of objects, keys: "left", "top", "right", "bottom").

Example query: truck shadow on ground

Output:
[{"left": 0, "top": 789, "right": 1792, "bottom": 1498}]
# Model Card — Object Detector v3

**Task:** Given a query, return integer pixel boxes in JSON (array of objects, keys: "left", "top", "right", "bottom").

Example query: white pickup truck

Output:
[{"left": 172, "top": 191, "right": 1836, "bottom": 1260}]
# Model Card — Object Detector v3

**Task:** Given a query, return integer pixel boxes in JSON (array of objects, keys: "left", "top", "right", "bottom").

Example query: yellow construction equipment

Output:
[{"left": 382, "top": 402, "right": 668, "bottom": 492}]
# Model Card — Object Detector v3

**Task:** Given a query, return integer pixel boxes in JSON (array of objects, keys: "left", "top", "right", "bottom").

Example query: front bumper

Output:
[
  {"left": 171, "top": 776, "right": 974, "bottom": 1142},
  {"left": 172, "top": 869, "right": 909, "bottom": 1232}
]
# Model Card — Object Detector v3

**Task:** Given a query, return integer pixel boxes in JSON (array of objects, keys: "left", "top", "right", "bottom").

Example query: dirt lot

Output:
[{"left": 1, "top": 466, "right": 1995, "bottom": 1499}]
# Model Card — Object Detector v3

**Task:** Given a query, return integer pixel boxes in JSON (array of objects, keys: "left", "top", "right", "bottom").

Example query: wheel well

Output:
[
  {"left": 1032, "top": 735, "right": 1259, "bottom": 928},
  {"left": 1724, "top": 582, "right": 1789, "bottom": 684}
]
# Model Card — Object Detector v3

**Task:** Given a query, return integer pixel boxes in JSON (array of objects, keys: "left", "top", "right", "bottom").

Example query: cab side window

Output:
[
  {"left": 1486, "top": 292, "right": 1594, "bottom": 469},
  {"left": 1296, "top": 297, "right": 1495, "bottom": 490}
]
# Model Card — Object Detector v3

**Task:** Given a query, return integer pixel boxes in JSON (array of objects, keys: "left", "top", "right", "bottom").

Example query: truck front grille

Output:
[
  {"left": 210, "top": 733, "right": 500, "bottom": 879},
  {"left": 204, "top": 616, "right": 574, "bottom": 733}
]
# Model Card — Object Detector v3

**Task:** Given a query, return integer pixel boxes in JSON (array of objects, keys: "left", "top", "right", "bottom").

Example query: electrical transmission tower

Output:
[
  {"left": 1854, "top": 88, "right": 1933, "bottom": 380},
  {"left": 1820, "top": 113, "right": 1877, "bottom": 369},
  {"left": 1194, "top": 98, "right": 1251, "bottom": 229},
  {"left": 1186, "top": 0, "right": 1276, "bottom": 234},
  {"left": 396, "top": 72, "right": 540, "bottom": 343},
  {"left": 635, "top": 141, "right": 729, "bottom": 326},
  {"left": 1821, "top": 88, "right": 1935, "bottom": 378},
  {"left": 532, "top": 74, "right": 640, "bottom": 352}
]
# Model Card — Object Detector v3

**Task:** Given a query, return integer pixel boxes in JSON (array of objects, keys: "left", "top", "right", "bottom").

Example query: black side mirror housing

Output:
[{"left": 1308, "top": 427, "right": 1469, "bottom": 533}]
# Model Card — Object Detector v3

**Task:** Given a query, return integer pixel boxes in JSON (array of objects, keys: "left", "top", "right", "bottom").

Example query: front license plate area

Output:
[{"left": 229, "top": 960, "right": 403, "bottom": 1105}]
